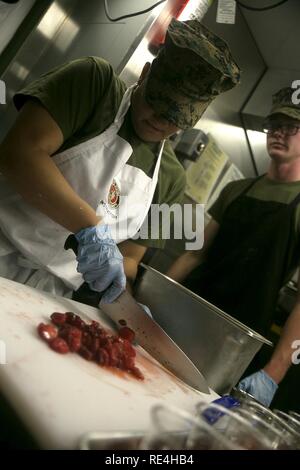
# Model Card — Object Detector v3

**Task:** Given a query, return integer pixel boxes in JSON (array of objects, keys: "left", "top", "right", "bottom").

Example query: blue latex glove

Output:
[
  {"left": 237, "top": 369, "right": 278, "bottom": 407},
  {"left": 137, "top": 302, "right": 153, "bottom": 319},
  {"left": 75, "top": 224, "right": 126, "bottom": 303}
]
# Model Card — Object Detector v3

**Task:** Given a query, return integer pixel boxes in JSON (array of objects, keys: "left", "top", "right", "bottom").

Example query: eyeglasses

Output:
[{"left": 262, "top": 120, "right": 300, "bottom": 136}]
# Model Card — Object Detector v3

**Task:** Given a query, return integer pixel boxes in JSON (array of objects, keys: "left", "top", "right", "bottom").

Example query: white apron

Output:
[{"left": 0, "top": 85, "right": 165, "bottom": 297}]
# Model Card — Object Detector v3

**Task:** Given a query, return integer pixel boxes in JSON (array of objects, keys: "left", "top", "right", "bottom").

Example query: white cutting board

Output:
[{"left": 0, "top": 276, "right": 218, "bottom": 449}]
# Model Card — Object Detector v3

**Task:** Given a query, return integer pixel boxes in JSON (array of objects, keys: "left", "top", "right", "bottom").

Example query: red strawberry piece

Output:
[
  {"left": 99, "top": 336, "right": 109, "bottom": 347},
  {"left": 82, "top": 331, "right": 93, "bottom": 349},
  {"left": 109, "top": 343, "right": 122, "bottom": 367},
  {"left": 72, "top": 315, "right": 86, "bottom": 330},
  {"left": 50, "top": 312, "right": 66, "bottom": 326},
  {"left": 90, "top": 337, "right": 100, "bottom": 354},
  {"left": 131, "top": 366, "right": 144, "bottom": 380},
  {"left": 65, "top": 312, "right": 76, "bottom": 324},
  {"left": 66, "top": 327, "right": 82, "bottom": 352},
  {"left": 97, "top": 348, "right": 110, "bottom": 366},
  {"left": 122, "top": 339, "right": 136, "bottom": 357},
  {"left": 79, "top": 346, "right": 93, "bottom": 361},
  {"left": 124, "top": 356, "right": 135, "bottom": 370},
  {"left": 37, "top": 323, "right": 58, "bottom": 342},
  {"left": 38, "top": 312, "right": 143, "bottom": 380},
  {"left": 119, "top": 327, "right": 135, "bottom": 343},
  {"left": 49, "top": 337, "right": 69, "bottom": 354},
  {"left": 58, "top": 324, "right": 71, "bottom": 339},
  {"left": 69, "top": 336, "right": 81, "bottom": 352}
]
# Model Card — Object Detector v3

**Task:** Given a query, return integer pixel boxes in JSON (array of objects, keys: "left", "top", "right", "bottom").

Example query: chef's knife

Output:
[{"left": 65, "top": 235, "right": 209, "bottom": 393}]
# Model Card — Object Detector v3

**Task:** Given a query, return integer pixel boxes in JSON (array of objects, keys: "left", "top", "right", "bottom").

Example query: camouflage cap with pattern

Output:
[
  {"left": 144, "top": 18, "right": 241, "bottom": 129},
  {"left": 269, "top": 87, "right": 300, "bottom": 121}
]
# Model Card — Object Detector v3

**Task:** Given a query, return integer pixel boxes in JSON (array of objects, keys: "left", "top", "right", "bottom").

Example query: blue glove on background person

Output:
[
  {"left": 75, "top": 224, "right": 126, "bottom": 303},
  {"left": 237, "top": 369, "right": 278, "bottom": 407}
]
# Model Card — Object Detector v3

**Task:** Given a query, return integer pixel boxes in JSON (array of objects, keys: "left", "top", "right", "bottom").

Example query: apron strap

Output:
[
  {"left": 240, "top": 173, "right": 266, "bottom": 198},
  {"left": 290, "top": 191, "right": 300, "bottom": 208},
  {"left": 244, "top": 175, "right": 300, "bottom": 209}
]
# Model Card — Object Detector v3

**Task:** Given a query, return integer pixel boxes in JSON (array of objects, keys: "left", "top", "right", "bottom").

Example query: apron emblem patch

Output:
[{"left": 108, "top": 179, "right": 120, "bottom": 209}]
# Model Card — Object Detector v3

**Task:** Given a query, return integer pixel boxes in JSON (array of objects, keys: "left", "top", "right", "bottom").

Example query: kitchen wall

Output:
[
  {"left": 0, "top": 0, "right": 160, "bottom": 140},
  {"left": 198, "top": 1, "right": 266, "bottom": 177},
  {"left": 0, "top": 0, "right": 37, "bottom": 55},
  {"left": 1, "top": 0, "right": 266, "bottom": 171}
]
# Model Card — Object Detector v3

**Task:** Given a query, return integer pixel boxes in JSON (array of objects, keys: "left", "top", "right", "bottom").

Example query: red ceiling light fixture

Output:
[{"left": 147, "top": 0, "right": 191, "bottom": 56}]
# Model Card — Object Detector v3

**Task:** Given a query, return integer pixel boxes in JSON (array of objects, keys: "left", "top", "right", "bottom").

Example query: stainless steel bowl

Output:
[{"left": 135, "top": 264, "right": 273, "bottom": 394}]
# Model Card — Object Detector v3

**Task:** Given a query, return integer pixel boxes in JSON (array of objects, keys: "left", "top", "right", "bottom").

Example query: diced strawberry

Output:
[
  {"left": 124, "top": 356, "right": 135, "bottom": 370},
  {"left": 119, "top": 327, "right": 135, "bottom": 343},
  {"left": 49, "top": 337, "right": 69, "bottom": 354},
  {"left": 78, "top": 346, "right": 93, "bottom": 361},
  {"left": 109, "top": 343, "right": 121, "bottom": 367},
  {"left": 122, "top": 339, "right": 136, "bottom": 357},
  {"left": 65, "top": 312, "right": 76, "bottom": 324},
  {"left": 96, "top": 348, "right": 110, "bottom": 366},
  {"left": 38, "top": 312, "right": 144, "bottom": 380},
  {"left": 72, "top": 315, "right": 86, "bottom": 330},
  {"left": 90, "top": 337, "right": 100, "bottom": 354},
  {"left": 66, "top": 327, "right": 82, "bottom": 352},
  {"left": 64, "top": 312, "right": 86, "bottom": 330},
  {"left": 82, "top": 331, "right": 93, "bottom": 349},
  {"left": 37, "top": 323, "right": 57, "bottom": 342},
  {"left": 131, "top": 366, "right": 144, "bottom": 380},
  {"left": 50, "top": 312, "right": 66, "bottom": 326},
  {"left": 58, "top": 324, "right": 71, "bottom": 339}
]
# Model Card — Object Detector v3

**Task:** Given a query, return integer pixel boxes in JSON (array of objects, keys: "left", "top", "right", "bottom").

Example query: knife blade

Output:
[
  {"left": 101, "top": 291, "right": 209, "bottom": 393},
  {"left": 65, "top": 235, "right": 209, "bottom": 393}
]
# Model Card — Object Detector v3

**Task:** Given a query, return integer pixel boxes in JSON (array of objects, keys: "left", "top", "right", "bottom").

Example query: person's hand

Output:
[
  {"left": 237, "top": 369, "right": 278, "bottom": 407},
  {"left": 74, "top": 224, "right": 126, "bottom": 303}
]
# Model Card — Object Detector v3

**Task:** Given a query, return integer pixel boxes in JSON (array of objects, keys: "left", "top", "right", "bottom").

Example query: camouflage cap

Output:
[
  {"left": 144, "top": 18, "right": 241, "bottom": 129},
  {"left": 268, "top": 87, "right": 300, "bottom": 121}
]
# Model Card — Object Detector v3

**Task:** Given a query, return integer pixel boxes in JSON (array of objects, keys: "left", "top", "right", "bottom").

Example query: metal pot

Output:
[{"left": 134, "top": 264, "right": 272, "bottom": 394}]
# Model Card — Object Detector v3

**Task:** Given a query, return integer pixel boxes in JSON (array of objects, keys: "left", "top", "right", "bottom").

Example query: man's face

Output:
[
  {"left": 130, "top": 79, "right": 181, "bottom": 143},
  {"left": 266, "top": 114, "right": 300, "bottom": 163}
]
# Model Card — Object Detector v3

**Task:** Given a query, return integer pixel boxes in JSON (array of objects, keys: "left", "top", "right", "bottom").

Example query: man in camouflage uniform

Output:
[
  {"left": 168, "top": 86, "right": 300, "bottom": 409},
  {"left": 0, "top": 20, "right": 239, "bottom": 302}
]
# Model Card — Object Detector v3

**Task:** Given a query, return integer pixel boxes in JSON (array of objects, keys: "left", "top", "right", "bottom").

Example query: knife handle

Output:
[
  {"left": 64, "top": 234, "right": 79, "bottom": 255},
  {"left": 64, "top": 234, "right": 103, "bottom": 307}
]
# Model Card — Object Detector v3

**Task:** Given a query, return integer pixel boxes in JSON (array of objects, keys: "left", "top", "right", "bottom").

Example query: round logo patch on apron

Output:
[{"left": 108, "top": 179, "right": 120, "bottom": 209}]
